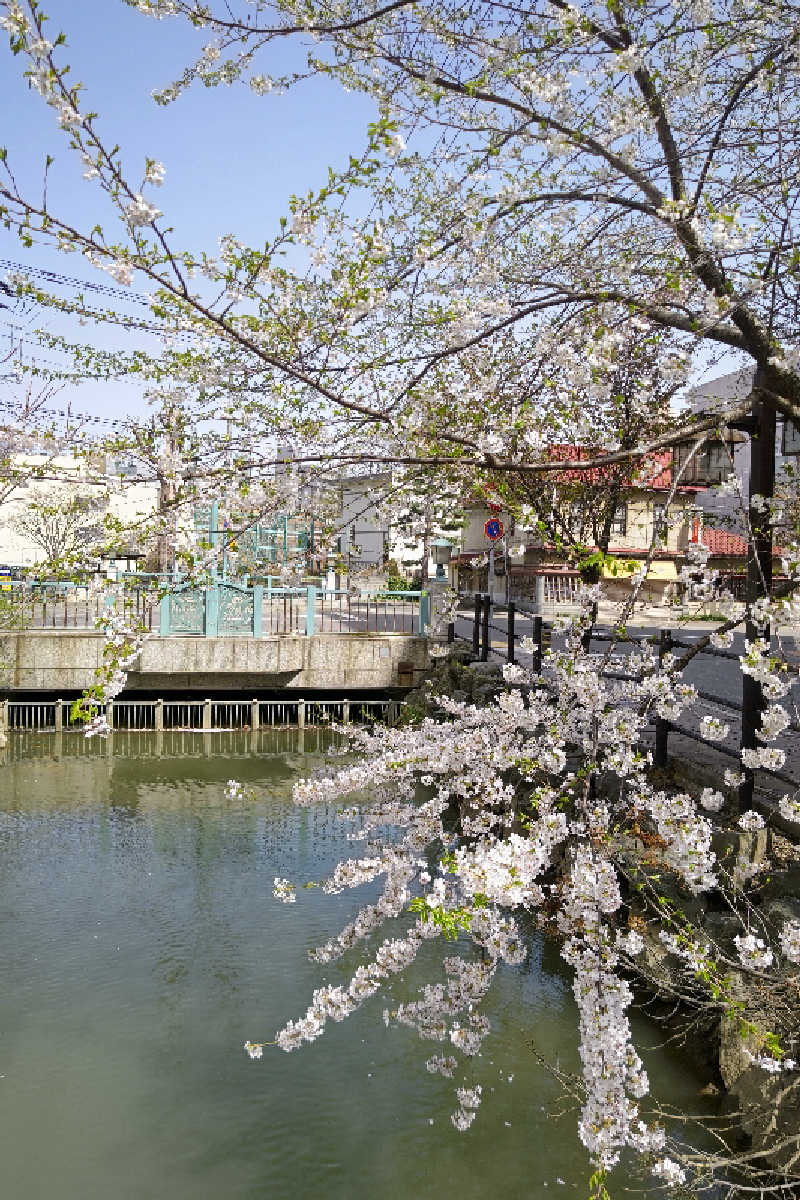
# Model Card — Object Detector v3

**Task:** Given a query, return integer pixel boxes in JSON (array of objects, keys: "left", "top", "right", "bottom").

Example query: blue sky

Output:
[
  {"left": 0, "top": 0, "right": 377, "bottom": 425},
  {"left": 0, "top": 2, "right": 744, "bottom": 432}
]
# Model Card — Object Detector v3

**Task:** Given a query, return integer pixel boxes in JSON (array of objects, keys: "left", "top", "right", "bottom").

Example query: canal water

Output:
[{"left": 0, "top": 730, "right": 711, "bottom": 1200}]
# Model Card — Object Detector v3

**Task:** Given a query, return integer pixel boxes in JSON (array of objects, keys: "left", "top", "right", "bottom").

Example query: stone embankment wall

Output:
[
  {"left": 630, "top": 821, "right": 800, "bottom": 1174},
  {"left": 399, "top": 639, "right": 505, "bottom": 715}
]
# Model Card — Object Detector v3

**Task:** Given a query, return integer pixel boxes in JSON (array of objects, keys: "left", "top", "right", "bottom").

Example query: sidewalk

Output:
[
  {"left": 464, "top": 597, "right": 798, "bottom": 640},
  {"left": 593, "top": 603, "right": 799, "bottom": 650}
]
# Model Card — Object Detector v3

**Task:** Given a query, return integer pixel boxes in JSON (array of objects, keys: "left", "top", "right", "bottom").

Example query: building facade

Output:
[{"left": 687, "top": 366, "right": 796, "bottom": 532}]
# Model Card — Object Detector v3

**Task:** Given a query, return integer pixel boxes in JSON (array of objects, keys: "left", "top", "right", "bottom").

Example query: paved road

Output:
[{"left": 453, "top": 607, "right": 800, "bottom": 791}]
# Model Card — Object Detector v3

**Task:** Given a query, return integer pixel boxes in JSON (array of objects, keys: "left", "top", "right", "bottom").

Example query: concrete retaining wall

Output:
[{"left": 0, "top": 631, "right": 430, "bottom": 693}]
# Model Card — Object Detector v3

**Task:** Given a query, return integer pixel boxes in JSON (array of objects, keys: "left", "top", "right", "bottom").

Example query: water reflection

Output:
[
  {"left": 0, "top": 732, "right": 712, "bottom": 1200},
  {"left": 1, "top": 725, "right": 335, "bottom": 763}
]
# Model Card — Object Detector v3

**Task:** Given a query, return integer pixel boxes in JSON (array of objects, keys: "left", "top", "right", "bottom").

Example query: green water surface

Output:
[{"left": 0, "top": 730, "right": 711, "bottom": 1200}]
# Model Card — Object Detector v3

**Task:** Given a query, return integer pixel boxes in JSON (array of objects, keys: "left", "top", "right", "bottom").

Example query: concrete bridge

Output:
[
  {"left": 0, "top": 581, "right": 437, "bottom": 694},
  {"left": 0, "top": 630, "right": 430, "bottom": 694}
]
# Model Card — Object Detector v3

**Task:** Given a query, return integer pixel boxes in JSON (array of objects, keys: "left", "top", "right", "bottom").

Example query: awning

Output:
[{"left": 602, "top": 560, "right": 678, "bottom": 581}]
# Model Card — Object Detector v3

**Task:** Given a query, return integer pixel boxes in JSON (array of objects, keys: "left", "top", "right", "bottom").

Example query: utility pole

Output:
[
  {"left": 739, "top": 368, "right": 776, "bottom": 810},
  {"left": 158, "top": 427, "right": 178, "bottom": 576},
  {"left": 420, "top": 493, "right": 432, "bottom": 584}
]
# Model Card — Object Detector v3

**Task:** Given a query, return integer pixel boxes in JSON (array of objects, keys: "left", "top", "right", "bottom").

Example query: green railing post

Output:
[
  {"left": 253, "top": 584, "right": 263, "bottom": 636},
  {"left": 205, "top": 584, "right": 219, "bottom": 637},
  {"left": 209, "top": 499, "right": 220, "bottom": 582},
  {"left": 305, "top": 585, "right": 317, "bottom": 635},
  {"left": 209, "top": 500, "right": 219, "bottom": 548},
  {"left": 159, "top": 595, "right": 171, "bottom": 637},
  {"left": 418, "top": 590, "right": 430, "bottom": 635}
]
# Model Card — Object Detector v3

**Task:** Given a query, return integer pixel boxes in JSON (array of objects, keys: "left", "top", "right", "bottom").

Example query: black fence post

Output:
[
  {"left": 740, "top": 675, "right": 760, "bottom": 811},
  {"left": 654, "top": 627, "right": 672, "bottom": 768},
  {"left": 472, "top": 594, "right": 481, "bottom": 656},
  {"left": 533, "top": 615, "right": 543, "bottom": 674},
  {"left": 581, "top": 601, "right": 598, "bottom": 653},
  {"left": 481, "top": 594, "right": 490, "bottom": 662},
  {"left": 447, "top": 621, "right": 455, "bottom": 644},
  {"left": 507, "top": 601, "right": 516, "bottom": 664}
]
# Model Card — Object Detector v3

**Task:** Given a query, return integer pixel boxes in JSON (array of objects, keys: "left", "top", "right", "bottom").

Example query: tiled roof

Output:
[
  {"left": 540, "top": 445, "right": 697, "bottom": 492},
  {"left": 700, "top": 527, "right": 786, "bottom": 558},
  {"left": 700, "top": 527, "right": 749, "bottom": 556}
]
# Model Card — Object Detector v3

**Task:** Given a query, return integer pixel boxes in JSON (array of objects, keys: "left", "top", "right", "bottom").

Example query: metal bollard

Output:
[
  {"left": 581, "top": 601, "right": 598, "bottom": 653},
  {"left": 533, "top": 616, "right": 543, "bottom": 674},
  {"left": 653, "top": 628, "right": 672, "bottom": 768},
  {"left": 480, "top": 594, "right": 490, "bottom": 662}
]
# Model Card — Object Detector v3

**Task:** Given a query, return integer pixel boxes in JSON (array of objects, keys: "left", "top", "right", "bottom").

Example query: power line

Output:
[
  {"left": 0, "top": 257, "right": 155, "bottom": 308},
  {"left": 0, "top": 263, "right": 215, "bottom": 346},
  {"left": 0, "top": 398, "right": 125, "bottom": 429}
]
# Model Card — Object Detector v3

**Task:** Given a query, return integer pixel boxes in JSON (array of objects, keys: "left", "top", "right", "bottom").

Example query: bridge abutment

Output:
[{"left": 0, "top": 631, "right": 430, "bottom": 694}]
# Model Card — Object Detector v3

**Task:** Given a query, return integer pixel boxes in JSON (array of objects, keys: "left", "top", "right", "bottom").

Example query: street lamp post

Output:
[{"left": 431, "top": 538, "right": 453, "bottom": 582}]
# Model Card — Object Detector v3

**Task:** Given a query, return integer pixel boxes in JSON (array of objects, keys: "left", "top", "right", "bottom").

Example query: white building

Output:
[
  {"left": 336, "top": 472, "right": 463, "bottom": 581},
  {"left": 0, "top": 452, "right": 159, "bottom": 569}
]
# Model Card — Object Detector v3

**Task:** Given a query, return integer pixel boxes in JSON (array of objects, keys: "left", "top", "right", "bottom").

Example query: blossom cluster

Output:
[
  {"left": 275, "top": 928, "right": 424, "bottom": 1051},
  {"left": 734, "top": 933, "right": 774, "bottom": 971},
  {"left": 248, "top": 596, "right": 744, "bottom": 1177},
  {"left": 779, "top": 921, "right": 800, "bottom": 964},
  {"left": 273, "top": 877, "right": 296, "bottom": 904}
]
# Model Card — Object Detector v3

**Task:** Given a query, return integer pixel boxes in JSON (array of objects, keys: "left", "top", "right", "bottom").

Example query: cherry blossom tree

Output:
[
  {"left": 1, "top": 1, "right": 800, "bottom": 1191},
  {"left": 126, "top": 0, "right": 800, "bottom": 427},
  {"left": 4, "top": 0, "right": 799, "bottom": 488}
]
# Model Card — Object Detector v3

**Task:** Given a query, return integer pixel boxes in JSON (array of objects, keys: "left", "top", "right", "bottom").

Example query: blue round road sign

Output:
[{"left": 484, "top": 518, "right": 504, "bottom": 541}]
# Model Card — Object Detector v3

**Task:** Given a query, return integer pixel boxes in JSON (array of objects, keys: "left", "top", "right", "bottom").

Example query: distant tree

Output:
[{"left": 9, "top": 483, "right": 107, "bottom": 565}]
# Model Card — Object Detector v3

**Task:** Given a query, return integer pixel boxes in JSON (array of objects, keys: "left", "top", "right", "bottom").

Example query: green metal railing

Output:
[
  {"left": 158, "top": 585, "right": 429, "bottom": 637},
  {"left": 0, "top": 581, "right": 158, "bottom": 631},
  {"left": 0, "top": 578, "right": 429, "bottom": 637}
]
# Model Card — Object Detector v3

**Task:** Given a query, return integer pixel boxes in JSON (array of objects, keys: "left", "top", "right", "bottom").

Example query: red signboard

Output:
[{"left": 485, "top": 518, "right": 504, "bottom": 541}]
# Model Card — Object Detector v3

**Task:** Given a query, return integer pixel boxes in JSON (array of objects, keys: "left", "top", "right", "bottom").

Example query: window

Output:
[
  {"left": 194, "top": 504, "right": 211, "bottom": 532},
  {"left": 652, "top": 504, "right": 667, "bottom": 545},
  {"left": 674, "top": 440, "right": 731, "bottom": 484},
  {"left": 609, "top": 504, "right": 627, "bottom": 538},
  {"left": 108, "top": 453, "right": 140, "bottom": 478},
  {"left": 704, "top": 443, "right": 730, "bottom": 483}
]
